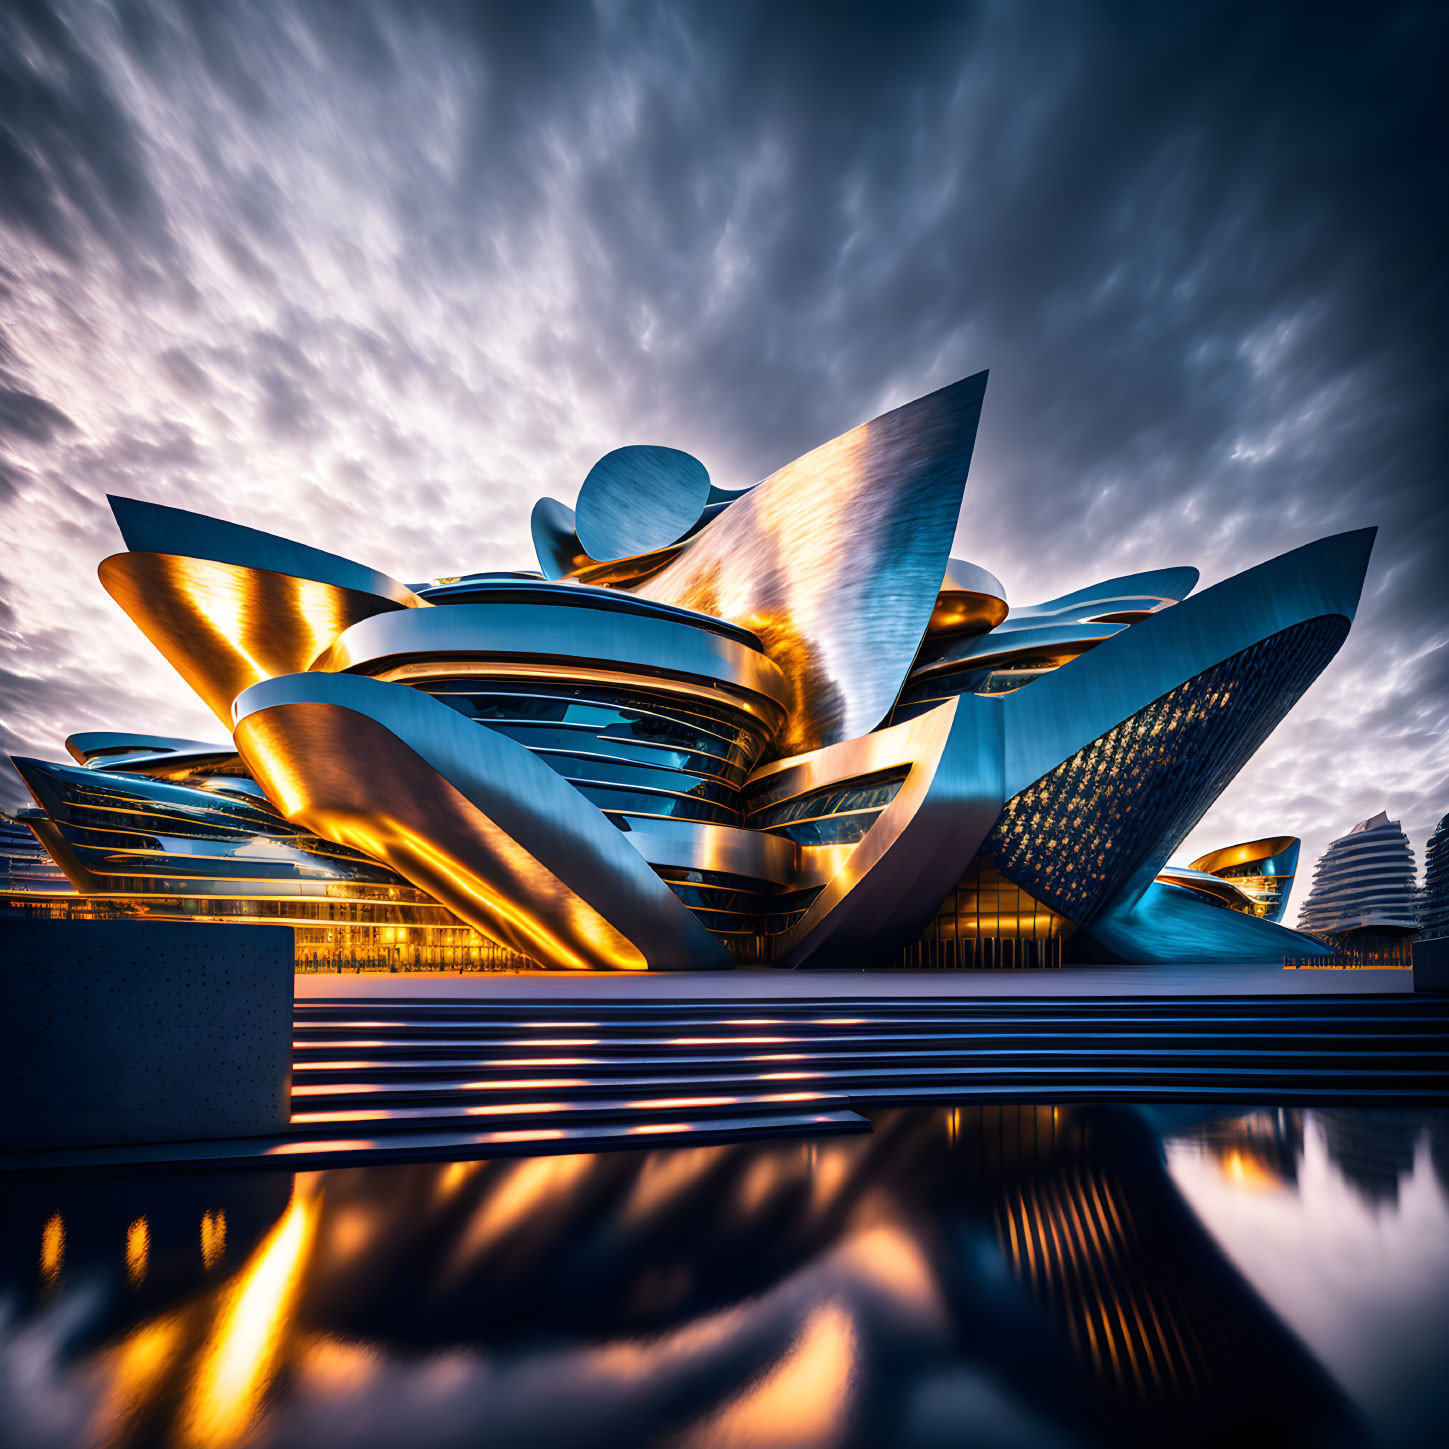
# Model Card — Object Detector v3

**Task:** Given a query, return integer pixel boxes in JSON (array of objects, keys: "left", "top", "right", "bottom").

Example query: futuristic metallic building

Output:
[
  {"left": 7, "top": 371, "right": 1377, "bottom": 968},
  {"left": 1419, "top": 812, "right": 1449, "bottom": 942},
  {"left": 1297, "top": 812, "right": 1419, "bottom": 949},
  {"left": 1155, "top": 837, "right": 1300, "bottom": 923}
]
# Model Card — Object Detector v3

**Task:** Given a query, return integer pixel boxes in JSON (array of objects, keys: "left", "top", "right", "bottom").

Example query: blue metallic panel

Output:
[
  {"left": 574, "top": 445, "right": 712, "bottom": 562},
  {"left": 108, "top": 495, "right": 420, "bottom": 606},
  {"left": 1083, "top": 880, "right": 1335, "bottom": 965}
]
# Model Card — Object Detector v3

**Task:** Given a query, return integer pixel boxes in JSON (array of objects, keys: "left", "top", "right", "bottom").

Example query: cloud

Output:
[{"left": 0, "top": 0, "right": 1444, "bottom": 918}]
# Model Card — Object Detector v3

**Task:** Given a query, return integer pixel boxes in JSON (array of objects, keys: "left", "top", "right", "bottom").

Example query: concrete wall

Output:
[{"left": 1, "top": 921, "right": 293, "bottom": 1151}]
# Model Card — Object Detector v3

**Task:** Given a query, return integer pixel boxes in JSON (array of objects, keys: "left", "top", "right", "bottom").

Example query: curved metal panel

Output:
[
  {"left": 108, "top": 495, "right": 421, "bottom": 607},
  {"left": 1001, "top": 529, "right": 1375, "bottom": 800},
  {"left": 314, "top": 600, "right": 792, "bottom": 724},
  {"left": 1189, "top": 836, "right": 1300, "bottom": 878},
  {"left": 926, "top": 556, "right": 1010, "bottom": 637},
  {"left": 575, "top": 445, "right": 712, "bottom": 562},
  {"left": 630, "top": 371, "right": 989, "bottom": 756},
  {"left": 1012, "top": 566, "right": 1199, "bottom": 623},
  {"left": 1082, "top": 880, "right": 1334, "bottom": 965},
  {"left": 9, "top": 753, "right": 404, "bottom": 895},
  {"left": 617, "top": 817, "right": 799, "bottom": 886},
  {"left": 976, "top": 531, "right": 1373, "bottom": 929},
  {"left": 1153, "top": 865, "right": 1260, "bottom": 912},
  {"left": 914, "top": 618, "right": 1128, "bottom": 677},
  {"left": 233, "top": 672, "right": 732, "bottom": 971},
  {"left": 65, "top": 731, "right": 228, "bottom": 765},
  {"left": 748, "top": 695, "right": 1005, "bottom": 968},
  {"left": 530, "top": 497, "right": 589, "bottom": 580},
  {"left": 99, "top": 552, "right": 412, "bottom": 727}
]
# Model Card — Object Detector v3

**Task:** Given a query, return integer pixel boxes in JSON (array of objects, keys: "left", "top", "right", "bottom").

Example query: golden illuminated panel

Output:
[
  {"left": 1188, "top": 837, "right": 1297, "bottom": 877},
  {"left": 234, "top": 673, "right": 731, "bottom": 970},
  {"left": 632, "top": 372, "right": 988, "bottom": 755},
  {"left": 99, "top": 553, "right": 424, "bottom": 726},
  {"left": 926, "top": 556, "right": 1010, "bottom": 638},
  {"left": 566, "top": 540, "right": 688, "bottom": 587}
]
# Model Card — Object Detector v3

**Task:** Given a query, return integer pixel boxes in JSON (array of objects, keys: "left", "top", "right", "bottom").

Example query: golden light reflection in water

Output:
[
  {"left": 181, "top": 1186, "right": 321, "bottom": 1449},
  {"left": 93, "top": 1311, "right": 188, "bottom": 1447},
  {"left": 690, "top": 1300, "right": 857, "bottom": 1448},
  {"left": 1218, "top": 1149, "right": 1284, "bottom": 1193},
  {"left": 39, "top": 1212, "right": 64, "bottom": 1287},
  {"left": 621, "top": 1145, "right": 728, "bottom": 1224},
  {"left": 448, "top": 1153, "right": 594, "bottom": 1278},
  {"left": 837, "top": 1225, "right": 943, "bottom": 1323},
  {"left": 125, "top": 1217, "right": 150, "bottom": 1287}
]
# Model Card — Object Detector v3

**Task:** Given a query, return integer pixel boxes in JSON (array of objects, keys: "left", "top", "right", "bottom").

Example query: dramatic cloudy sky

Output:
[{"left": 1, "top": 0, "right": 1445, "bottom": 921}]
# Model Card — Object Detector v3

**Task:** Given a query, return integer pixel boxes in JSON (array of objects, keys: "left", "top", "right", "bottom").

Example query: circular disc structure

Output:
[{"left": 575, "top": 445, "right": 711, "bottom": 562}]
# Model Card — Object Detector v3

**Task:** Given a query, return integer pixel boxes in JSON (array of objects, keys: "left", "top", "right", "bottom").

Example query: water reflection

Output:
[{"left": 0, "top": 1107, "right": 1445, "bottom": 1448}]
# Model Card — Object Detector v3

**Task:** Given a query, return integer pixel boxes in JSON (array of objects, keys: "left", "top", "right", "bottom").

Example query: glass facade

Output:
[
  {"left": 745, "top": 768, "right": 908, "bottom": 846},
  {"left": 904, "top": 856, "right": 1069, "bottom": 969},
  {"left": 986, "top": 618, "right": 1349, "bottom": 924}
]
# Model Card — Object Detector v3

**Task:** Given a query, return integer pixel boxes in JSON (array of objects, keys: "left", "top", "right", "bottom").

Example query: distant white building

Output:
[{"left": 1298, "top": 811, "right": 1419, "bottom": 940}]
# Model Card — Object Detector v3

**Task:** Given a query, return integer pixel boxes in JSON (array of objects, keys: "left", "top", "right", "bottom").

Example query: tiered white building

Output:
[{"left": 1298, "top": 812, "right": 1419, "bottom": 940}]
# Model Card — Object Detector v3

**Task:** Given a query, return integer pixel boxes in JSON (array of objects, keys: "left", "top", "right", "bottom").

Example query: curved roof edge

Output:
[
  {"left": 108, "top": 495, "right": 421, "bottom": 607},
  {"left": 65, "top": 731, "right": 230, "bottom": 766}
]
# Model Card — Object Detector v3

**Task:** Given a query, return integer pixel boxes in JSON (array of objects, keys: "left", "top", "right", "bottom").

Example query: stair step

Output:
[{"left": 289, "top": 1088, "right": 849, "bottom": 1135}]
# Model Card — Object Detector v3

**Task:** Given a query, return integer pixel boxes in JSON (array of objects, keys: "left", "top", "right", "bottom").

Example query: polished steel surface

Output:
[
  {"left": 100, "top": 552, "right": 414, "bottom": 727},
  {"left": 10, "top": 753, "right": 406, "bottom": 895},
  {"left": 315, "top": 598, "right": 792, "bottom": 725},
  {"left": 109, "top": 495, "right": 421, "bottom": 606},
  {"left": 64, "top": 731, "right": 229, "bottom": 765},
  {"left": 1085, "top": 879, "right": 1334, "bottom": 964},
  {"left": 631, "top": 371, "right": 989, "bottom": 755},
  {"left": 1006, "top": 565, "right": 1199, "bottom": 625},
  {"left": 1190, "top": 836, "right": 1300, "bottom": 878},
  {"left": 574, "top": 445, "right": 712, "bottom": 562},
  {"left": 747, "top": 696, "right": 1005, "bottom": 967},
  {"left": 913, "top": 617, "right": 1129, "bottom": 676},
  {"left": 11, "top": 378, "right": 1387, "bottom": 971},
  {"left": 926, "top": 556, "right": 1010, "bottom": 637},
  {"left": 1000, "top": 529, "right": 1374, "bottom": 802},
  {"left": 233, "top": 672, "right": 731, "bottom": 970},
  {"left": 529, "top": 497, "right": 589, "bottom": 580},
  {"left": 617, "top": 816, "right": 799, "bottom": 886},
  {"left": 1153, "top": 864, "right": 1260, "bottom": 912}
]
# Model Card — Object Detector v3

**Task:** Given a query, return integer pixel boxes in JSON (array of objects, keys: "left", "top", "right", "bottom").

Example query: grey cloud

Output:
[{"left": 0, "top": 381, "right": 75, "bottom": 443}]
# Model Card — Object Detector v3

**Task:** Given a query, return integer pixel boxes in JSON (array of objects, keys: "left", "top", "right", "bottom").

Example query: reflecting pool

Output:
[{"left": 2, "top": 1106, "right": 1446, "bottom": 1448}]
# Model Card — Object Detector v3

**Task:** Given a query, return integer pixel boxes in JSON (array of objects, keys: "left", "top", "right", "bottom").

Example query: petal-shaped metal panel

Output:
[
  {"left": 99, "top": 552, "right": 413, "bottom": 727},
  {"left": 530, "top": 497, "right": 589, "bottom": 580},
  {"left": 574, "top": 446, "right": 712, "bottom": 562},
  {"left": 631, "top": 371, "right": 989, "bottom": 756},
  {"left": 100, "top": 496, "right": 427, "bottom": 727},
  {"left": 108, "top": 496, "right": 420, "bottom": 606},
  {"left": 233, "top": 672, "right": 732, "bottom": 971},
  {"left": 981, "top": 529, "right": 1374, "bottom": 928}
]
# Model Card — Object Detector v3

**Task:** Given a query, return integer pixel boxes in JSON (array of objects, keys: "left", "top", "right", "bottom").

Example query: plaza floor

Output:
[{"left": 294, "top": 963, "right": 1416, "bottom": 998}]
